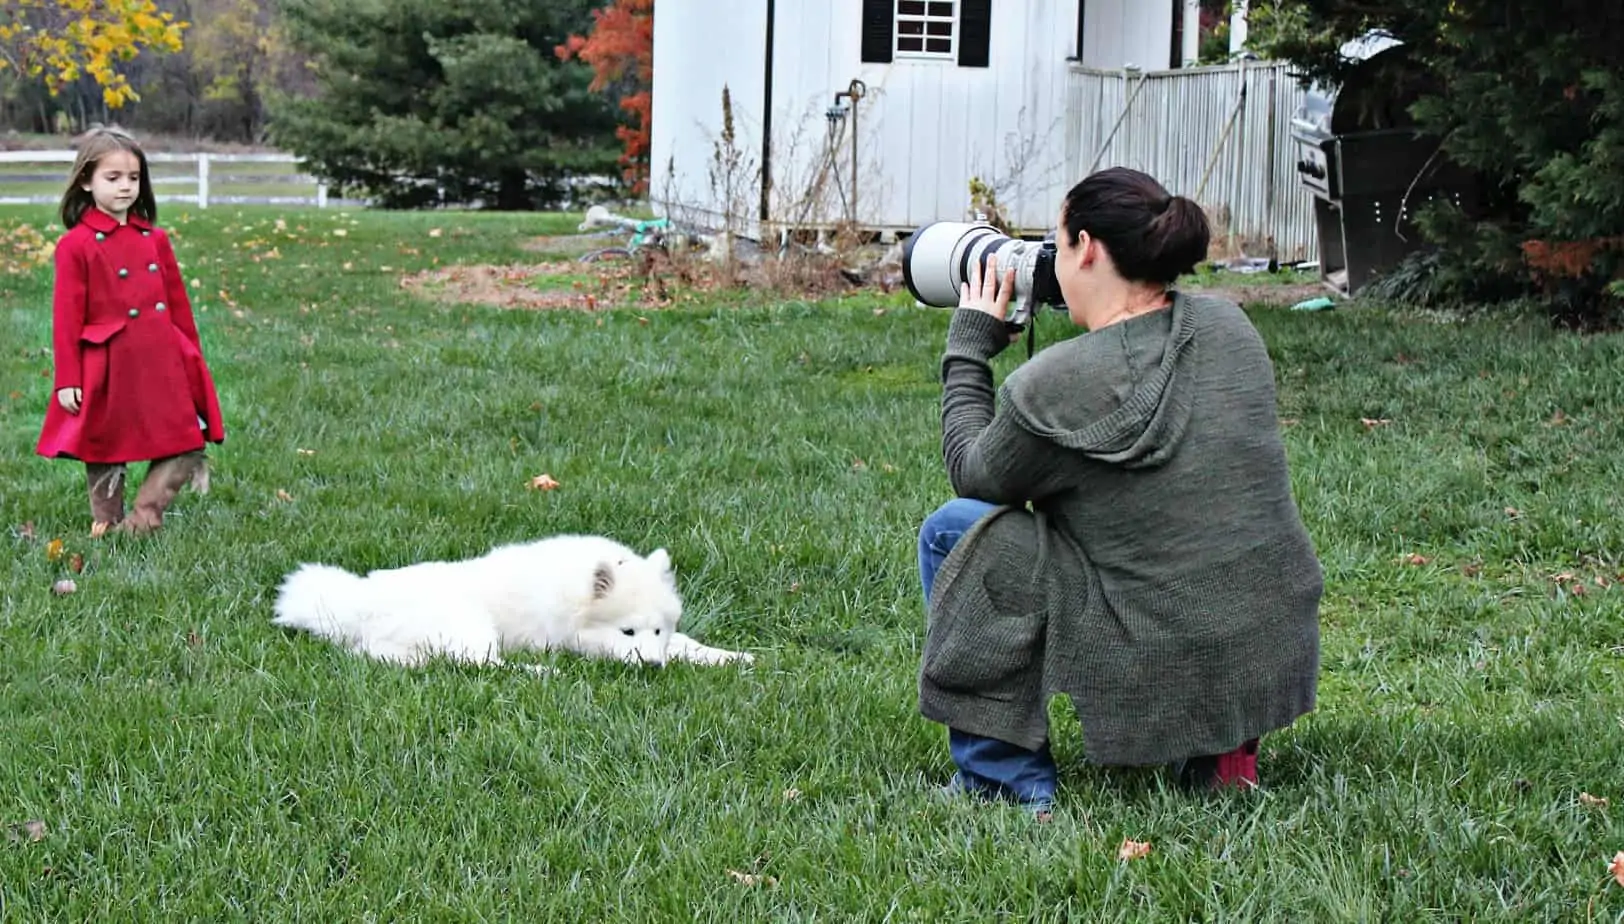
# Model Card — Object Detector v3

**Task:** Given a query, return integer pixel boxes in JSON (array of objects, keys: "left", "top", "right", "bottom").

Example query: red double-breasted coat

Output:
[{"left": 35, "top": 209, "right": 226, "bottom": 465}]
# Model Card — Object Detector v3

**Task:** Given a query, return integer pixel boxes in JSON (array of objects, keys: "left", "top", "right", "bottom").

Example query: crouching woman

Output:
[{"left": 917, "top": 167, "right": 1323, "bottom": 810}]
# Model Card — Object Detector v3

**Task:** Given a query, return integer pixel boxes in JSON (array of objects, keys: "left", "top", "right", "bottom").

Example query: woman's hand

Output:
[
  {"left": 959, "top": 253, "right": 1017, "bottom": 323},
  {"left": 56, "top": 387, "right": 81, "bottom": 415}
]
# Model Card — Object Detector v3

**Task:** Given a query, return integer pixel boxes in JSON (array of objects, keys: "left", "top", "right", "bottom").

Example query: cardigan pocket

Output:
[{"left": 922, "top": 569, "right": 1046, "bottom": 697}]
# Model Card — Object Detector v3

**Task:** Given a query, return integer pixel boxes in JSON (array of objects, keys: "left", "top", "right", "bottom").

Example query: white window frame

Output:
[{"left": 894, "top": 0, "right": 956, "bottom": 61}]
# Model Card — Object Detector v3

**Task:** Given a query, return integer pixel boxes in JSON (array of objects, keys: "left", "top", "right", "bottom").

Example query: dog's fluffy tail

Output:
[{"left": 271, "top": 563, "right": 367, "bottom": 634}]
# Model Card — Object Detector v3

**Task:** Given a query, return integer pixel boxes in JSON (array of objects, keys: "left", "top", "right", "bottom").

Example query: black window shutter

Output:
[
  {"left": 958, "top": 0, "right": 992, "bottom": 67},
  {"left": 861, "top": 0, "right": 894, "bottom": 63}
]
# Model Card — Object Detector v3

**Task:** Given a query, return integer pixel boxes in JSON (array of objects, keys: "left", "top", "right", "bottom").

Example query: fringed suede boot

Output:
[
  {"left": 86, "top": 463, "right": 126, "bottom": 537},
  {"left": 117, "top": 450, "right": 209, "bottom": 535}
]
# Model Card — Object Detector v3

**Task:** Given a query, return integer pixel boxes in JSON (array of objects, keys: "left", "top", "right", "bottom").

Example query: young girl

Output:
[{"left": 35, "top": 126, "right": 226, "bottom": 536}]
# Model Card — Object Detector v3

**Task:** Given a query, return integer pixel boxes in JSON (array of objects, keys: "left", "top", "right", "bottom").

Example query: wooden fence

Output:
[
  {"left": 0, "top": 150, "right": 353, "bottom": 208},
  {"left": 1067, "top": 60, "right": 1318, "bottom": 262}
]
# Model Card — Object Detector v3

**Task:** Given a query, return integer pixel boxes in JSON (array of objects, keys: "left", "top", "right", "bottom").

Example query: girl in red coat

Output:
[{"left": 35, "top": 127, "right": 226, "bottom": 536}]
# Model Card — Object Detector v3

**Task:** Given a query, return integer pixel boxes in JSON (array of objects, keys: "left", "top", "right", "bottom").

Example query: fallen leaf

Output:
[
  {"left": 68, "top": 553, "right": 83, "bottom": 573},
  {"left": 296, "top": 448, "right": 316, "bottom": 456},
  {"left": 873, "top": 308, "right": 887, "bottom": 316},
  {"left": 51, "top": 579, "right": 76, "bottom": 595},
  {"left": 1549, "top": 409, "right": 1568, "bottom": 426},
  {"left": 5, "top": 820, "right": 46, "bottom": 843},
  {"left": 1402, "top": 553, "right": 1430, "bottom": 566},
  {"left": 1570, "top": 583, "right": 1587, "bottom": 597},
  {"left": 45, "top": 538, "right": 63, "bottom": 561},
  {"left": 1504, "top": 507, "right": 1521, "bottom": 519},
  {"left": 1610, "top": 851, "right": 1624, "bottom": 887},
  {"left": 18, "top": 521, "right": 34, "bottom": 540},
  {"left": 1360, "top": 417, "right": 1393, "bottom": 429},
  {"left": 275, "top": 489, "right": 295, "bottom": 502},
  {"left": 89, "top": 521, "right": 110, "bottom": 538},
  {"left": 1580, "top": 792, "right": 1609, "bottom": 809},
  {"left": 528, "top": 474, "right": 561, "bottom": 491},
  {"left": 428, "top": 228, "right": 443, "bottom": 238},
  {"left": 727, "top": 869, "right": 778, "bottom": 887},
  {"left": 331, "top": 229, "right": 348, "bottom": 237},
  {"left": 1117, "top": 839, "right": 1152, "bottom": 861},
  {"left": 782, "top": 788, "right": 802, "bottom": 802},
  {"left": 186, "top": 630, "right": 203, "bottom": 648}
]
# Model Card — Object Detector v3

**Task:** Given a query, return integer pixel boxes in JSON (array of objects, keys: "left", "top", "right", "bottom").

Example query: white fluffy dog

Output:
[{"left": 270, "top": 534, "right": 753, "bottom": 670}]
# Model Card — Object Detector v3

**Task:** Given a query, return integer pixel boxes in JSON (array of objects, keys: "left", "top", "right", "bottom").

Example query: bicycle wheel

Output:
[{"left": 578, "top": 247, "right": 634, "bottom": 264}]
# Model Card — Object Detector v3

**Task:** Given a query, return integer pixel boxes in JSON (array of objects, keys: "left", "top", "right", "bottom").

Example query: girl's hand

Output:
[
  {"left": 959, "top": 253, "right": 1017, "bottom": 323},
  {"left": 57, "top": 387, "right": 81, "bottom": 415}
]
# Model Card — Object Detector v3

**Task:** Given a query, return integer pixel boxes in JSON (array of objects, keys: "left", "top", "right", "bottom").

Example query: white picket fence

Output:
[
  {"left": 0, "top": 150, "right": 348, "bottom": 208},
  {"left": 1066, "top": 60, "right": 1318, "bottom": 262}
]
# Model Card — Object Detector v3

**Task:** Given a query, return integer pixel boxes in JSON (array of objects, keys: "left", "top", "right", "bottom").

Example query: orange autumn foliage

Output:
[
  {"left": 556, "top": 0, "right": 653, "bottom": 194},
  {"left": 1520, "top": 237, "right": 1624, "bottom": 281}
]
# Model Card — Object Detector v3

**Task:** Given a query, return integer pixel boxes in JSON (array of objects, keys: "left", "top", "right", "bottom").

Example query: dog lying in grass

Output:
[{"left": 271, "top": 534, "right": 753, "bottom": 670}]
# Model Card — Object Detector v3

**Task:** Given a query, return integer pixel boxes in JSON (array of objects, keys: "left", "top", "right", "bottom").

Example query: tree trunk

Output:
[{"left": 496, "top": 169, "right": 530, "bottom": 210}]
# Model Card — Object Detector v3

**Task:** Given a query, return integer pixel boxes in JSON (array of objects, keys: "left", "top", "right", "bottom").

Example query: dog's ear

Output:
[
  {"left": 647, "top": 548, "right": 676, "bottom": 585},
  {"left": 592, "top": 562, "right": 615, "bottom": 599}
]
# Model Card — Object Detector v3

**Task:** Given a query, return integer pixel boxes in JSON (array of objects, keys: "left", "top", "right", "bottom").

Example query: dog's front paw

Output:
[
  {"left": 690, "top": 647, "right": 754, "bottom": 667},
  {"left": 665, "top": 632, "right": 755, "bottom": 667}
]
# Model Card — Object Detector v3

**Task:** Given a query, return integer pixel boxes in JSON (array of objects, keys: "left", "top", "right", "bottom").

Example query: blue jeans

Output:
[{"left": 918, "top": 498, "right": 1057, "bottom": 807}]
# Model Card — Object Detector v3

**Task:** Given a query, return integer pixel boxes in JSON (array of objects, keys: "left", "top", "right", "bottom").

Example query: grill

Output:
[{"left": 1290, "top": 34, "right": 1480, "bottom": 295}]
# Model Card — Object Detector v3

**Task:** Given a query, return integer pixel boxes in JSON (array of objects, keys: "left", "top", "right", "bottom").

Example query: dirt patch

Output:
[
  {"left": 399, "top": 257, "right": 678, "bottom": 311},
  {"left": 400, "top": 240, "right": 888, "bottom": 311},
  {"left": 402, "top": 262, "right": 608, "bottom": 311},
  {"left": 1184, "top": 279, "right": 1333, "bottom": 308}
]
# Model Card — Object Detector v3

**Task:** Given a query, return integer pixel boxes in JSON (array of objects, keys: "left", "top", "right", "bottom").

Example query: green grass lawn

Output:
[{"left": 2, "top": 203, "right": 1623, "bottom": 920}]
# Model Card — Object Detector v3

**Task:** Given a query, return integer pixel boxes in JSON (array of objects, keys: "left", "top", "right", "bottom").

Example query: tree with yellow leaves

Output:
[{"left": 0, "top": 0, "right": 188, "bottom": 108}]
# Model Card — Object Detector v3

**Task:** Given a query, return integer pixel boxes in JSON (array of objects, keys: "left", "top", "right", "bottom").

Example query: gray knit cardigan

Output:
[{"left": 919, "top": 291, "right": 1323, "bottom": 766}]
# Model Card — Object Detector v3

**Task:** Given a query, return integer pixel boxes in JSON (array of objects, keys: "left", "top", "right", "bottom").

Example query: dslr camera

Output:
[{"left": 900, "top": 220, "right": 1066, "bottom": 330}]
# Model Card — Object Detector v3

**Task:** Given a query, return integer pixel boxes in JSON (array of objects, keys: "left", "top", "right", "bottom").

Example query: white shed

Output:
[{"left": 649, "top": 0, "right": 1232, "bottom": 238}]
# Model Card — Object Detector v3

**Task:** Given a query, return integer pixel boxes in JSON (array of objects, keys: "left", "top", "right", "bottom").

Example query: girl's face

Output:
[{"left": 82, "top": 150, "right": 141, "bottom": 223}]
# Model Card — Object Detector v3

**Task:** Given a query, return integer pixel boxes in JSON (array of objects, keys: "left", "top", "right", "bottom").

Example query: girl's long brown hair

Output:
[{"left": 59, "top": 126, "right": 158, "bottom": 229}]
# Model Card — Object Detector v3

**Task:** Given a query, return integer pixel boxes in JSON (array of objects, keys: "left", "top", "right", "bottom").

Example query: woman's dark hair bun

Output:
[{"left": 1061, "top": 168, "right": 1211, "bottom": 285}]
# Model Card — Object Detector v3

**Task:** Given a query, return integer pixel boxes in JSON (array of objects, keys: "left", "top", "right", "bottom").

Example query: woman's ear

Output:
[{"left": 1076, "top": 231, "right": 1095, "bottom": 269}]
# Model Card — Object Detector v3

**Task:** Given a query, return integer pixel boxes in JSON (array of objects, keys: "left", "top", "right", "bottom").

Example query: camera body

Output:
[{"left": 901, "top": 220, "right": 1067, "bottom": 330}]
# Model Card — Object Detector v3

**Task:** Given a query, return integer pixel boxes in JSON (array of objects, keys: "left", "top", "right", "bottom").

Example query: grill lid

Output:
[{"left": 1291, "top": 31, "right": 1424, "bottom": 141}]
